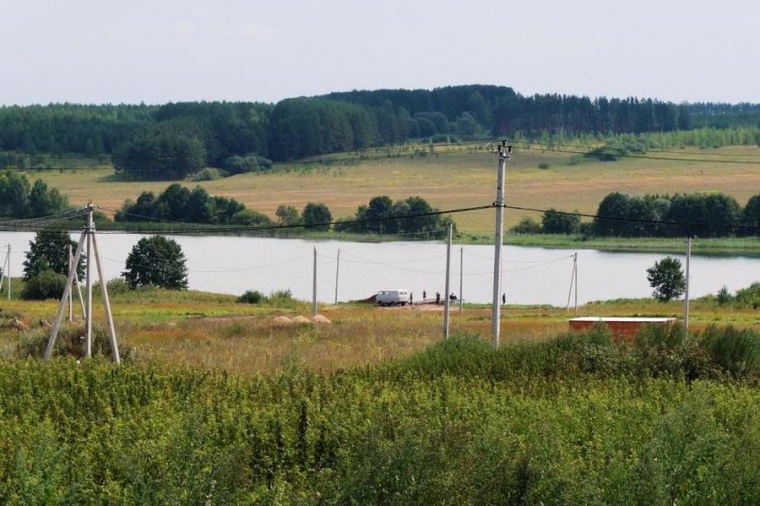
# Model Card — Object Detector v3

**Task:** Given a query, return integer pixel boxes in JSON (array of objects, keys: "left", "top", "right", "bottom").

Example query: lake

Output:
[{"left": 2, "top": 231, "right": 758, "bottom": 307}]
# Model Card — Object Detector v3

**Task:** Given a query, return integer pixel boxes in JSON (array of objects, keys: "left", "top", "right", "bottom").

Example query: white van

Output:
[{"left": 375, "top": 289, "right": 411, "bottom": 306}]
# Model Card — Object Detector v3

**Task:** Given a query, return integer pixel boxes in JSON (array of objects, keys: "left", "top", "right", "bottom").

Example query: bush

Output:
[
  {"left": 537, "top": 162, "right": 550, "bottom": 170},
  {"left": 699, "top": 325, "right": 760, "bottom": 378},
  {"left": 510, "top": 217, "right": 541, "bottom": 234},
  {"left": 238, "top": 290, "right": 263, "bottom": 304},
  {"left": 716, "top": 286, "right": 733, "bottom": 306},
  {"left": 191, "top": 167, "right": 225, "bottom": 181},
  {"left": 20, "top": 270, "right": 67, "bottom": 300}
]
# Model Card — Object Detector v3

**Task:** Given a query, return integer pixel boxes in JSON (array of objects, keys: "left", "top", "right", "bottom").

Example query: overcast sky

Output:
[{"left": 1, "top": 0, "right": 758, "bottom": 106}]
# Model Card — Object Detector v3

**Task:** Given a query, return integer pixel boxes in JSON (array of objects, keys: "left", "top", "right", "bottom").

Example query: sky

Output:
[{"left": 1, "top": 0, "right": 758, "bottom": 106}]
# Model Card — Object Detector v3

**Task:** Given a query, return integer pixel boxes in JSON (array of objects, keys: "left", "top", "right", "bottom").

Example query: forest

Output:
[{"left": 1, "top": 85, "right": 760, "bottom": 178}]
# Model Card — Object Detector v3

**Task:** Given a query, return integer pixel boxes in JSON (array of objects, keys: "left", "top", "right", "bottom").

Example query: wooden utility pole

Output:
[{"left": 46, "top": 204, "right": 120, "bottom": 363}]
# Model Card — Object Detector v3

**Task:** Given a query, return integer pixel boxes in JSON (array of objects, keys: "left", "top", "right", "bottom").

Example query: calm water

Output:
[{"left": 2, "top": 232, "right": 759, "bottom": 307}]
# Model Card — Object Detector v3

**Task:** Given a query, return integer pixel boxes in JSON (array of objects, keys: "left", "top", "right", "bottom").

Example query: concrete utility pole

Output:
[
  {"left": 0, "top": 244, "right": 9, "bottom": 300},
  {"left": 443, "top": 223, "right": 452, "bottom": 340},
  {"left": 459, "top": 246, "right": 464, "bottom": 314},
  {"left": 46, "top": 203, "right": 120, "bottom": 363},
  {"left": 312, "top": 247, "right": 318, "bottom": 316},
  {"left": 683, "top": 237, "right": 691, "bottom": 335},
  {"left": 491, "top": 141, "right": 512, "bottom": 348},
  {"left": 334, "top": 249, "right": 340, "bottom": 305},
  {"left": 566, "top": 253, "right": 578, "bottom": 313}
]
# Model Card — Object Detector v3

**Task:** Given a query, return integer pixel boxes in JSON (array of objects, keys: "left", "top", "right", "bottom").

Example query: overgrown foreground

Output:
[{"left": 3, "top": 326, "right": 760, "bottom": 505}]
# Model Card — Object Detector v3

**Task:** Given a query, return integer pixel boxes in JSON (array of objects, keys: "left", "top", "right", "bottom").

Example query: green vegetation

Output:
[
  {"left": 123, "top": 236, "right": 188, "bottom": 290},
  {"left": 2, "top": 86, "right": 760, "bottom": 180},
  {"left": 3, "top": 323, "right": 760, "bottom": 503},
  {"left": 0, "top": 171, "right": 70, "bottom": 218},
  {"left": 646, "top": 256, "right": 686, "bottom": 302}
]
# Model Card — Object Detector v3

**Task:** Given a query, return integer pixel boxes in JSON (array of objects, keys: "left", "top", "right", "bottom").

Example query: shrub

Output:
[
  {"left": 238, "top": 290, "right": 263, "bottom": 304},
  {"left": 699, "top": 325, "right": 760, "bottom": 378},
  {"left": 716, "top": 286, "right": 733, "bottom": 306},
  {"left": 510, "top": 217, "right": 541, "bottom": 234},
  {"left": 20, "top": 270, "right": 67, "bottom": 300},
  {"left": 191, "top": 167, "right": 224, "bottom": 181},
  {"left": 537, "top": 162, "right": 550, "bottom": 170}
]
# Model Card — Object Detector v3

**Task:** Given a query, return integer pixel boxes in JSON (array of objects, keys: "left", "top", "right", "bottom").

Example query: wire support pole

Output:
[
  {"left": 491, "top": 141, "right": 512, "bottom": 348},
  {"left": 46, "top": 203, "right": 120, "bottom": 363},
  {"left": 683, "top": 237, "right": 691, "bottom": 336},
  {"left": 443, "top": 223, "right": 452, "bottom": 340}
]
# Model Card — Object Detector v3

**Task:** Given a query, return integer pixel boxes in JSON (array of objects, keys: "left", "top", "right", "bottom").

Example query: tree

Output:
[
  {"left": 123, "top": 236, "right": 188, "bottom": 290},
  {"left": 541, "top": 208, "right": 581, "bottom": 234},
  {"left": 275, "top": 205, "right": 301, "bottom": 226},
  {"left": 23, "top": 229, "right": 84, "bottom": 281},
  {"left": 302, "top": 202, "right": 332, "bottom": 231},
  {"left": 646, "top": 256, "right": 686, "bottom": 302}
]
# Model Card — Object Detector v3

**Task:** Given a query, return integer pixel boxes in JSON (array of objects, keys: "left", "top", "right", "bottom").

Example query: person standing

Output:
[{"left": 435, "top": 292, "right": 441, "bottom": 304}]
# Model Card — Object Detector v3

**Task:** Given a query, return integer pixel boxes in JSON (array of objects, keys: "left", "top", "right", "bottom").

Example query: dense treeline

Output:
[
  {"left": 513, "top": 191, "right": 760, "bottom": 238},
  {"left": 591, "top": 192, "right": 747, "bottom": 238},
  {"left": 4, "top": 327, "right": 760, "bottom": 503},
  {"left": 1, "top": 86, "right": 759, "bottom": 175}
]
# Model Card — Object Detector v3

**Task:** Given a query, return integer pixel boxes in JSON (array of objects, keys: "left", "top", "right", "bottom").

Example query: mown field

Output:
[{"left": 30, "top": 144, "right": 760, "bottom": 235}]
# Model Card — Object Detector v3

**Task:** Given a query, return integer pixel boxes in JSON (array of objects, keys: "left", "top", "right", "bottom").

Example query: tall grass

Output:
[{"left": 3, "top": 325, "right": 760, "bottom": 503}]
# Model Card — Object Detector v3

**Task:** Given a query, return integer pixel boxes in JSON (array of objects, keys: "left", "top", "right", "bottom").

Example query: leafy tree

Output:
[
  {"left": 541, "top": 208, "right": 581, "bottom": 234},
  {"left": 646, "top": 256, "right": 686, "bottom": 302},
  {"left": 302, "top": 202, "right": 332, "bottom": 231},
  {"left": 275, "top": 205, "right": 301, "bottom": 226},
  {"left": 123, "top": 236, "right": 188, "bottom": 290},
  {"left": 740, "top": 194, "right": 760, "bottom": 236},
  {"left": 27, "top": 179, "right": 69, "bottom": 217},
  {"left": 23, "top": 229, "right": 84, "bottom": 281},
  {"left": 21, "top": 269, "right": 67, "bottom": 300},
  {"left": 0, "top": 170, "right": 30, "bottom": 216}
]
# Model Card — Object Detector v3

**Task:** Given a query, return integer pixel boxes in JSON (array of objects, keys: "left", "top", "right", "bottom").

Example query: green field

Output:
[{"left": 29, "top": 144, "right": 760, "bottom": 236}]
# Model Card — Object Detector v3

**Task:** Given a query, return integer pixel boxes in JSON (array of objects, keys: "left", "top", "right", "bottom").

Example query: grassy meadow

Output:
[
  {"left": 6, "top": 145, "right": 760, "bottom": 502},
  {"left": 30, "top": 144, "right": 760, "bottom": 236},
  {"left": 3, "top": 289, "right": 760, "bottom": 502}
]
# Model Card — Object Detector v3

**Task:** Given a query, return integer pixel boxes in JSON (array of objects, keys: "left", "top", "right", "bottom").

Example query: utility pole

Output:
[
  {"left": 491, "top": 141, "right": 512, "bottom": 348},
  {"left": 459, "top": 246, "right": 463, "bottom": 314},
  {"left": 46, "top": 203, "right": 120, "bottom": 363},
  {"left": 443, "top": 223, "right": 452, "bottom": 339},
  {"left": 683, "top": 237, "right": 691, "bottom": 335},
  {"left": 566, "top": 253, "right": 578, "bottom": 313},
  {"left": 0, "top": 244, "right": 9, "bottom": 300},
  {"left": 312, "top": 246, "right": 318, "bottom": 316},
  {"left": 334, "top": 249, "right": 340, "bottom": 305}
]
